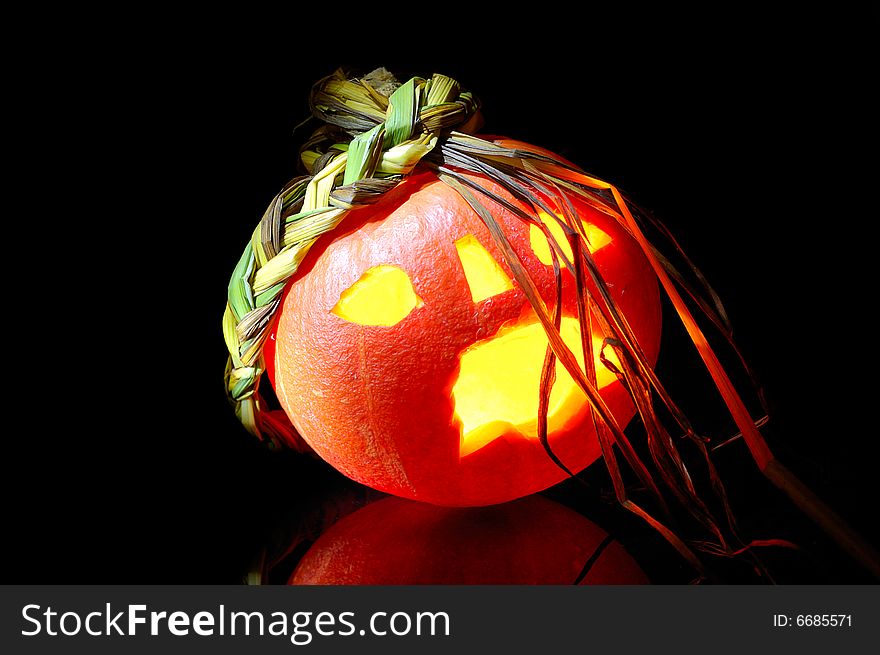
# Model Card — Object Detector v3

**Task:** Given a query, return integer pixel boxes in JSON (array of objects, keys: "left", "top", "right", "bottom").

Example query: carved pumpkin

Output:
[
  {"left": 264, "top": 138, "right": 661, "bottom": 506},
  {"left": 227, "top": 70, "right": 880, "bottom": 578},
  {"left": 289, "top": 494, "right": 648, "bottom": 585}
]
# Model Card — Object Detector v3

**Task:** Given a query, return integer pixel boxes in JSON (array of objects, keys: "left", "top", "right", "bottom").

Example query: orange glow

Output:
[
  {"left": 331, "top": 265, "right": 422, "bottom": 326},
  {"left": 529, "top": 211, "right": 612, "bottom": 266},
  {"left": 454, "top": 234, "right": 514, "bottom": 302},
  {"left": 453, "top": 317, "right": 620, "bottom": 456}
]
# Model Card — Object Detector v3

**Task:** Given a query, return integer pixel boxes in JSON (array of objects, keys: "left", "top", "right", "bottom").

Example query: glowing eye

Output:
[
  {"left": 529, "top": 211, "right": 612, "bottom": 266},
  {"left": 331, "top": 265, "right": 423, "bottom": 326},
  {"left": 454, "top": 234, "right": 514, "bottom": 302},
  {"left": 452, "top": 317, "right": 621, "bottom": 456}
]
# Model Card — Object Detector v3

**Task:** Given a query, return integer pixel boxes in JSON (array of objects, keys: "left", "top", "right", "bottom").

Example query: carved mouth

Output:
[{"left": 452, "top": 317, "right": 619, "bottom": 457}]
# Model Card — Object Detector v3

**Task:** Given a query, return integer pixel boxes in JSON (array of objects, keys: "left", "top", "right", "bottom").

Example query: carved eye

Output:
[
  {"left": 454, "top": 234, "right": 514, "bottom": 302},
  {"left": 529, "top": 211, "right": 612, "bottom": 265},
  {"left": 331, "top": 265, "right": 423, "bottom": 326}
]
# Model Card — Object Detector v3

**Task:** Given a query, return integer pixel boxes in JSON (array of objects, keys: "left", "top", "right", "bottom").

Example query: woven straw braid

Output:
[{"left": 222, "top": 69, "right": 481, "bottom": 449}]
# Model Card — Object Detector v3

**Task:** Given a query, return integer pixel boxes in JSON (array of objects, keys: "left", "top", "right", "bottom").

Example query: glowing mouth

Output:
[{"left": 452, "top": 317, "right": 619, "bottom": 456}]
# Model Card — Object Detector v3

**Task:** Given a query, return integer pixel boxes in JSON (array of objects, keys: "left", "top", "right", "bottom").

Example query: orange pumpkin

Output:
[
  {"left": 265, "top": 139, "right": 661, "bottom": 506},
  {"left": 289, "top": 494, "right": 649, "bottom": 585}
]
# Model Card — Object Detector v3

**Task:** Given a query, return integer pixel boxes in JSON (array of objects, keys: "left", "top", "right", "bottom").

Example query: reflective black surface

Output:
[{"left": 8, "top": 9, "right": 877, "bottom": 584}]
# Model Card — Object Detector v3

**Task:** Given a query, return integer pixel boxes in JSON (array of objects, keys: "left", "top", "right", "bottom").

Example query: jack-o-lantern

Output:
[
  {"left": 289, "top": 495, "right": 648, "bottom": 585},
  {"left": 224, "top": 69, "right": 664, "bottom": 507},
  {"left": 263, "top": 147, "right": 661, "bottom": 506},
  {"left": 225, "top": 69, "right": 880, "bottom": 577}
]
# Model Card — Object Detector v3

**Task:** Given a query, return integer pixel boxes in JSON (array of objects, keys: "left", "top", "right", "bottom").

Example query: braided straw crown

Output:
[{"left": 223, "top": 69, "right": 483, "bottom": 449}]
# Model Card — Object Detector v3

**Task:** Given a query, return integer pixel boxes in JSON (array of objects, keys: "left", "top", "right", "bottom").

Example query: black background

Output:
[{"left": 7, "top": 8, "right": 878, "bottom": 584}]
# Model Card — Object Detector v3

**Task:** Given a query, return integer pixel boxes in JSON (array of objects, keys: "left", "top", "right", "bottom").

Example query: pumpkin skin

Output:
[
  {"left": 289, "top": 494, "right": 649, "bottom": 585},
  {"left": 265, "top": 139, "right": 661, "bottom": 506}
]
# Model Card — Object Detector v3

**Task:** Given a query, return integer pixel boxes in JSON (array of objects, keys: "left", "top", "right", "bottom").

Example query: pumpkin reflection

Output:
[{"left": 289, "top": 494, "right": 648, "bottom": 585}]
